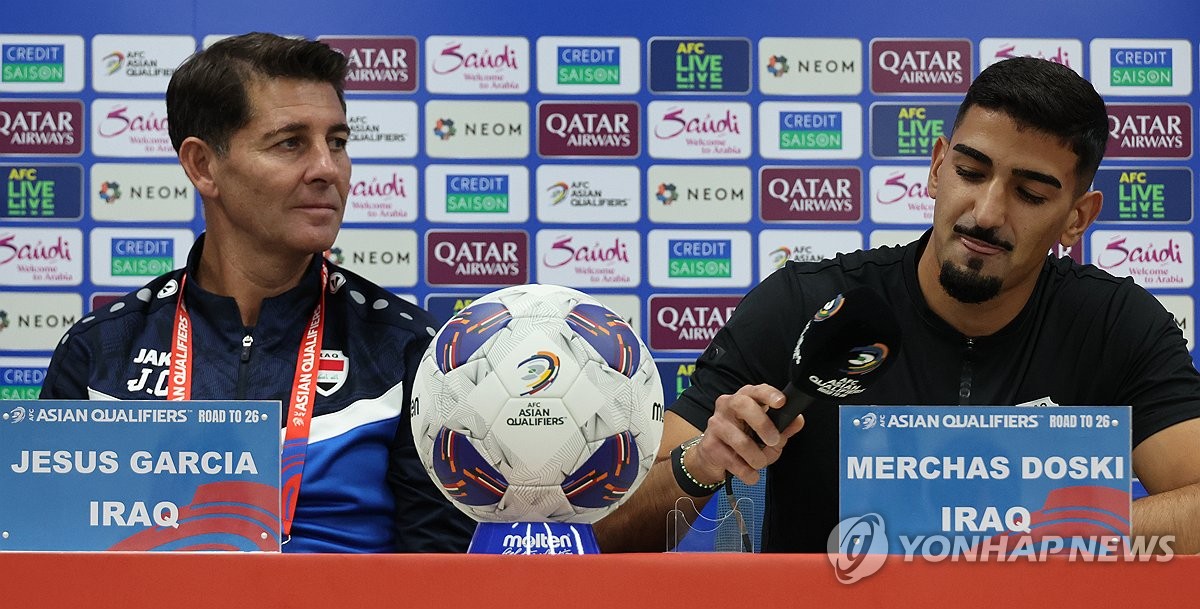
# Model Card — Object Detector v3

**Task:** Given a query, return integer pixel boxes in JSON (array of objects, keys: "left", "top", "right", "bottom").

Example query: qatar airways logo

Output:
[
  {"left": 648, "top": 295, "right": 740, "bottom": 351},
  {"left": 869, "top": 166, "right": 933, "bottom": 224},
  {"left": 0, "top": 100, "right": 82, "bottom": 155},
  {"left": 871, "top": 39, "right": 971, "bottom": 94},
  {"left": 426, "top": 36, "right": 529, "bottom": 94},
  {"left": 538, "top": 102, "right": 639, "bottom": 157},
  {"left": 1105, "top": 104, "right": 1191, "bottom": 159},
  {"left": 319, "top": 36, "right": 417, "bottom": 92},
  {"left": 91, "top": 99, "right": 173, "bottom": 157},
  {"left": 647, "top": 101, "right": 750, "bottom": 159},
  {"left": 760, "top": 167, "right": 861, "bottom": 222},
  {"left": 536, "top": 230, "right": 639, "bottom": 287},
  {"left": 1091, "top": 231, "right": 1193, "bottom": 288},
  {"left": 426, "top": 230, "right": 528, "bottom": 286}
]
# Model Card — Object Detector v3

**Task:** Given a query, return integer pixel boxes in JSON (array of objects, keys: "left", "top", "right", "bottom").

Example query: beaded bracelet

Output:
[{"left": 670, "top": 435, "right": 724, "bottom": 497}]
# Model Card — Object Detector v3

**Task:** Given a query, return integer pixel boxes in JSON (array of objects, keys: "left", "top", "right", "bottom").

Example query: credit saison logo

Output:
[
  {"left": 3, "top": 165, "right": 82, "bottom": 220},
  {"left": 446, "top": 175, "right": 509, "bottom": 213},
  {"left": 648, "top": 38, "right": 751, "bottom": 94},
  {"left": 2, "top": 44, "right": 64, "bottom": 83},
  {"left": 668, "top": 239, "right": 732, "bottom": 278},
  {"left": 1, "top": 365, "right": 45, "bottom": 400},
  {"left": 111, "top": 238, "right": 173, "bottom": 277},
  {"left": 779, "top": 111, "right": 842, "bottom": 150},
  {"left": 1111, "top": 48, "right": 1172, "bottom": 87},
  {"left": 558, "top": 46, "right": 620, "bottom": 85},
  {"left": 319, "top": 36, "right": 417, "bottom": 92},
  {"left": 1093, "top": 168, "right": 1192, "bottom": 223}
]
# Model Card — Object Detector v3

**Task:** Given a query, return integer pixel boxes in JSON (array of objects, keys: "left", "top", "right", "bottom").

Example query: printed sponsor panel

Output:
[
  {"left": 1090, "top": 230, "right": 1193, "bottom": 289},
  {"left": 424, "top": 165, "right": 529, "bottom": 223},
  {"left": 869, "top": 165, "right": 934, "bottom": 224},
  {"left": 647, "top": 101, "right": 751, "bottom": 159},
  {"left": 328, "top": 228, "right": 418, "bottom": 287},
  {"left": 345, "top": 100, "right": 418, "bottom": 158},
  {"left": 425, "top": 36, "right": 530, "bottom": 94},
  {"left": 1155, "top": 295, "right": 1194, "bottom": 351},
  {"left": 758, "top": 37, "right": 863, "bottom": 96},
  {"left": 90, "top": 99, "right": 173, "bottom": 158},
  {"left": 0, "top": 99, "right": 83, "bottom": 156},
  {"left": 425, "top": 229, "right": 529, "bottom": 287},
  {"left": 536, "top": 36, "right": 640, "bottom": 94},
  {"left": 870, "top": 38, "right": 972, "bottom": 94},
  {"left": 656, "top": 358, "right": 695, "bottom": 402},
  {"left": 1093, "top": 168, "right": 1192, "bottom": 223},
  {"left": 424, "top": 292, "right": 487, "bottom": 326},
  {"left": 759, "top": 166, "right": 862, "bottom": 223},
  {"left": 1091, "top": 39, "right": 1193, "bottom": 96},
  {"left": 0, "top": 356, "right": 49, "bottom": 399},
  {"left": 647, "top": 165, "right": 751, "bottom": 224},
  {"left": 1105, "top": 103, "right": 1192, "bottom": 159},
  {"left": 534, "top": 164, "right": 639, "bottom": 223},
  {"left": 88, "top": 228, "right": 193, "bottom": 287},
  {"left": 647, "top": 294, "right": 741, "bottom": 351},
  {"left": 756, "top": 229, "right": 863, "bottom": 282},
  {"left": 91, "top": 34, "right": 195, "bottom": 93},
  {"left": 591, "top": 294, "right": 640, "bottom": 333},
  {"left": 647, "top": 229, "right": 751, "bottom": 288},
  {"left": 535, "top": 229, "right": 640, "bottom": 288},
  {"left": 978, "top": 38, "right": 1083, "bottom": 75},
  {"left": 89, "top": 163, "right": 194, "bottom": 223},
  {"left": 537, "top": 101, "right": 639, "bottom": 158},
  {"left": 343, "top": 164, "right": 418, "bottom": 224},
  {"left": 0, "top": 291, "right": 83, "bottom": 352},
  {"left": 0, "top": 228, "right": 83, "bottom": 286},
  {"left": 869, "top": 102, "right": 956, "bottom": 160},
  {"left": 0, "top": 35, "right": 84, "bottom": 93},
  {"left": 758, "top": 102, "right": 862, "bottom": 160},
  {"left": 869, "top": 229, "right": 924, "bottom": 250},
  {"left": 318, "top": 36, "right": 418, "bottom": 92},
  {"left": 647, "top": 37, "right": 752, "bottom": 94},
  {"left": 425, "top": 100, "right": 529, "bottom": 159},
  {"left": 3, "top": 163, "right": 83, "bottom": 221}
]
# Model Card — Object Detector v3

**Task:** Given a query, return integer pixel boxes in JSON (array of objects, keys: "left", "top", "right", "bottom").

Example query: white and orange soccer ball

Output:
[{"left": 410, "top": 284, "right": 664, "bottom": 523}]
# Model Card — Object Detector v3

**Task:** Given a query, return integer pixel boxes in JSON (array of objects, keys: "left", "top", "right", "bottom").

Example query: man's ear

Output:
[
  {"left": 177, "top": 136, "right": 220, "bottom": 200},
  {"left": 1061, "top": 189, "right": 1103, "bottom": 246},
  {"left": 927, "top": 135, "right": 950, "bottom": 199}
]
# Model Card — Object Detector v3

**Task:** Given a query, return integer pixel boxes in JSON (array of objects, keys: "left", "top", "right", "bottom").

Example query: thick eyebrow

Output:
[
  {"left": 261, "top": 121, "right": 351, "bottom": 142},
  {"left": 952, "top": 143, "right": 1062, "bottom": 190}
]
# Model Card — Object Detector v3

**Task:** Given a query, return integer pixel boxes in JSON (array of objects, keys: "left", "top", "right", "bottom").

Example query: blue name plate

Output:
[
  {"left": 0, "top": 400, "right": 281, "bottom": 552},
  {"left": 469, "top": 521, "right": 600, "bottom": 554},
  {"left": 839, "top": 405, "right": 1131, "bottom": 556}
]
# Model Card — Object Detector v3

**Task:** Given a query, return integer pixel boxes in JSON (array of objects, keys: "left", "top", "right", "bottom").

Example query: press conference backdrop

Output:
[{"left": 0, "top": 0, "right": 1197, "bottom": 406}]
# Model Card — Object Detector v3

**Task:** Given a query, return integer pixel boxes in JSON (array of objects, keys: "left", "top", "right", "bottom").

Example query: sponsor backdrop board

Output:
[{"left": 1, "top": 0, "right": 1199, "bottom": 412}]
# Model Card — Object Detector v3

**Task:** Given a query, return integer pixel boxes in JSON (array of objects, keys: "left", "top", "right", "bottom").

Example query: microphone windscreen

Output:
[{"left": 789, "top": 285, "right": 903, "bottom": 400}]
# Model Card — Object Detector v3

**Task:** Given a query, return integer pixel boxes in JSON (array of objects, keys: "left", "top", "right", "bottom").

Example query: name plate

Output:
[
  {"left": 0, "top": 400, "right": 281, "bottom": 552},
  {"left": 839, "top": 405, "right": 1131, "bottom": 556}
]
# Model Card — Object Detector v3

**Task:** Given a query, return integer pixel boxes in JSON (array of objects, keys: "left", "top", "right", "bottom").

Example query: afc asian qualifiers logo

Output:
[
  {"left": 319, "top": 36, "right": 418, "bottom": 92},
  {"left": 870, "top": 39, "right": 971, "bottom": 94}
]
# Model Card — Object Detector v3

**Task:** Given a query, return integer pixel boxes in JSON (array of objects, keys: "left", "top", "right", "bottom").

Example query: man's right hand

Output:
[{"left": 686, "top": 384, "right": 806, "bottom": 487}]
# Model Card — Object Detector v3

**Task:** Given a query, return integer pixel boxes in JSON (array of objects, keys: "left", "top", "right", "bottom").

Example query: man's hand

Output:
[{"left": 686, "top": 384, "right": 806, "bottom": 487}]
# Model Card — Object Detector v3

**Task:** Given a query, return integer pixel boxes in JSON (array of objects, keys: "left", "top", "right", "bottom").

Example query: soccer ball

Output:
[{"left": 410, "top": 284, "right": 664, "bottom": 523}]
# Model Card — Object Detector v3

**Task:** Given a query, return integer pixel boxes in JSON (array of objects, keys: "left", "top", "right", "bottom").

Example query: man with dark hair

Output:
[
  {"left": 596, "top": 57, "right": 1200, "bottom": 552},
  {"left": 41, "top": 33, "right": 475, "bottom": 553}
]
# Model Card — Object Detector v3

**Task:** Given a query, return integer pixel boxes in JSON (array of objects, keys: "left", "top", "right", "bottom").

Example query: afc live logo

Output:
[
  {"left": 2, "top": 164, "right": 83, "bottom": 220},
  {"left": 869, "top": 103, "right": 956, "bottom": 159},
  {"left": 1093, "top": 168, "right": 1193, "bottom": 223},
  {"left": 648, "top": 38, "right": 751, "bottom": 94}
]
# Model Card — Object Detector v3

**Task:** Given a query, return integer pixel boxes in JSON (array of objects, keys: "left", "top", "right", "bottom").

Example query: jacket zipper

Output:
[
  {"left": 958, "top": 337, "right": 974, "bottom": 405},
  {"left": 236, "top": 334, "right": 253, "bottom": 399}
]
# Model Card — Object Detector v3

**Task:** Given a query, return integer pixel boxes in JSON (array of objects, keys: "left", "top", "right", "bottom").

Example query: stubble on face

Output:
[{"left": 937, "top": 223, "right": 1014, "bottom": 304}]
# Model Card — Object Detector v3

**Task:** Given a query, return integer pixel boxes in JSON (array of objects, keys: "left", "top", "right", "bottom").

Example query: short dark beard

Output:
[{"left": 939, "top": 261, "right": 1002, "bottom": 304}]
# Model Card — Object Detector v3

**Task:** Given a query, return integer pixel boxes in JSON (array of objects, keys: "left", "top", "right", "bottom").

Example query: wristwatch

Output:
[{"left": 670, "top": 434, "right": 724, "bottom": 497}]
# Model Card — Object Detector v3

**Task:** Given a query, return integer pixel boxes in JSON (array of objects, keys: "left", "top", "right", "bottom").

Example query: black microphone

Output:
[{"left": 768, "top": 286, "right": 903, "bottom": 432}]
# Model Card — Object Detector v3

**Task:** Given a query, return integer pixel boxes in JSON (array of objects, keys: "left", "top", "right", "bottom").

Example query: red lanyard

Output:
[{"left": 169, "top": 265, "right": 328, "bottom": 537}]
